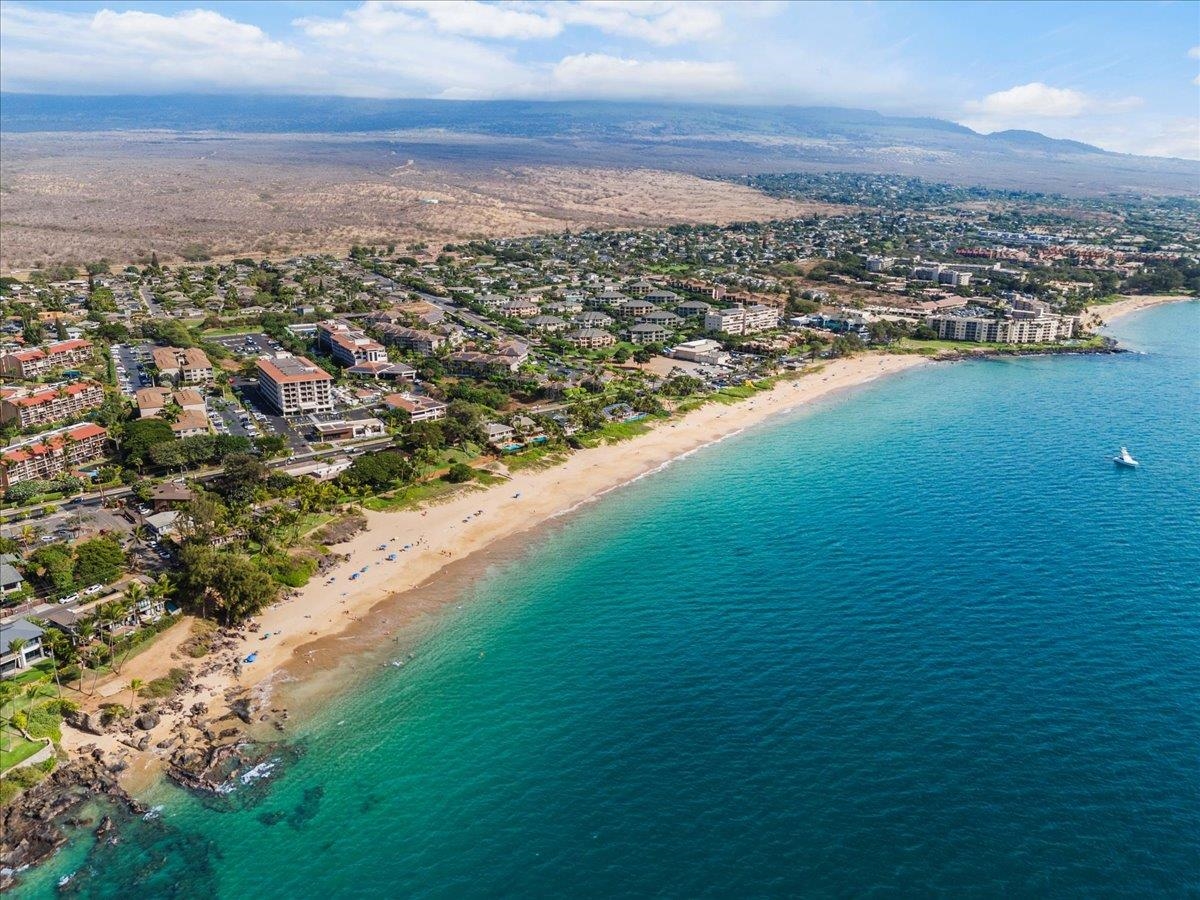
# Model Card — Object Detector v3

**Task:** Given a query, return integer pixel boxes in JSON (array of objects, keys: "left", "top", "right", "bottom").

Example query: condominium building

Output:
[
  {"left": 151, "top": 346, "right": 214, "bottom": 384},
  {"left": 0, "top": 380, "right": 105, "bottom": 428},
  {"left": 317, "top": 319, "right": 388, "bottom": 366},
  {"left": 704, "top": 305, "right": 779, "bottom": 335},
  {"left": 1, "top": 339, "right": 93, "bottom": 379},
  {"left": 0, "top": 423, "right": 109, "bottom": 489},
  {"left": 377, "top": 324, "right": 447, "bottom": 355},
  {"left": 628, "top": 322, "right": 670, "bottom": 344},
  {"left": 135, "top": 386, "right": 206, "bottom": 418},
  {"left": 256, "top": 354, "right": 334, "bottom": 416},
  {"left": 929, "top": 310, "right": 1074, "bottom": 343},
  {"left": 565, "top": 328, "right": 616, "bottom": 349}
]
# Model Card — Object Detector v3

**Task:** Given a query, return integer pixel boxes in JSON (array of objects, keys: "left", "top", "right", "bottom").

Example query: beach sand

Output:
[
  {"left": 1083, "top": 294, "right": 1194, "bottom": 327},
  {"left": 62, "top": 353, "right": 929, "bottom": 779}
]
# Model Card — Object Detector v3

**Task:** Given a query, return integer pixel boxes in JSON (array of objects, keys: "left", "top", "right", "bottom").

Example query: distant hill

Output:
[{"left": 1, "top": 94, "right": 1196, "bottom": 196}]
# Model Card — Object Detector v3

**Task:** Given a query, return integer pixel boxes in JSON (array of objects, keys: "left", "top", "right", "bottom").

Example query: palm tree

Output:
[
  {"left": 128, "top": 678, "right": 143, "bottom": 711},
  {"left": 6, "top": 637, "right": 27, "bottom": 672},
  {"left": 124, "top": 582, "right": 147, "bottom": 623}
]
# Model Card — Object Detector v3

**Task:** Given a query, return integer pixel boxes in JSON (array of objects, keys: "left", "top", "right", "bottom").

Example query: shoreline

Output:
[
  {"left": 1082, "top": 293, "right": 1195, "bottom": 328},
  {"left": 59, "top": 295, "right": 1197, "bottom": 790},
  {"left": 60, "top": 353, "right": 929, "bottom": 787}
]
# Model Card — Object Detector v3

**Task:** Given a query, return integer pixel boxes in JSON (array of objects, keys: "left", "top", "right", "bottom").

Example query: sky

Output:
[{"left": 1, "top": 0, "right": 1198, "bottom": 159}]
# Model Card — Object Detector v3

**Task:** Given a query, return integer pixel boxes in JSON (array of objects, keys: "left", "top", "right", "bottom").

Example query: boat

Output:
[
  {"left": 1113, "top": 446, "right": 1139, "bottom": 468},
  {"left": 244, "top": 652, "right": 257, "bottom": 663}
]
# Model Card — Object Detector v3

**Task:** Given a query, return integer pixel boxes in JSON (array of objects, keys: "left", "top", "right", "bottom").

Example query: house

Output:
[
  {"left": 144, "top": 510, "right": 181, "bottom": 539},
  {"left": 447, "top": 351, "right": 522, "bottom": 377},
  {"left": 384, "top": 393, "right": 447, "bottom": 422},
  {"left": 529, "top": 315, "right": 567, "bottom": 333},
  {"left": 484, "top": 422, "right": 517, "bottom": 446},
  {"left": 256, "top": 355, "right": 334, "bottom": 416},
  {"left": 676, "top": 300, "right": 712, "bottom": 318},
  {"left": 149, "top": 482, "right": 195, "bottom": 512},
  {"left": 0, "top": 554, "right": 25, "bottom": 596},
  {"left": 1, "top": 339, "right": 93, "bottom": 379},
  {"left": 0, "top": 618, "right": 47, "bottom": 675}
]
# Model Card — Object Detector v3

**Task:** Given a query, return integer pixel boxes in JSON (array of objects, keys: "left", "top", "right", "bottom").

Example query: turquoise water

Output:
[{"left": 22, "top": 302, "right": 1200, "bottom": 897}]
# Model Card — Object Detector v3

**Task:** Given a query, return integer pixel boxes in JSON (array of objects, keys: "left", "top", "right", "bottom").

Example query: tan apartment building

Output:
[
  {"left": 151, "top": 346, "right": 214, "bottom": 384},
  {"left": 256, "top": 355, "right": 334, "bottom": 416}
]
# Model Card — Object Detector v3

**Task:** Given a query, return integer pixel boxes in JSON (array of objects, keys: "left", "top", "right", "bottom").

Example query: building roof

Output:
[
  {"left": 2, "top": 423, "right": 107, "bottom": 464},
  {"left": 256, "top": 355, "right": 333, "bottom": 383},
  {"left": 6, "top": 380, "right": 102, "bottom": 408},
  {"left": 384, "top": 393, "right": 446, "bottom": 414},
  {"left": 150, "top": 482, "right": 195, "bottom": 502},
  {"left": 171, "top": 410, "right": 209, "bottom": 433},
  {"left": 0, "top": 618, "right": 44, "bottom": 655}
]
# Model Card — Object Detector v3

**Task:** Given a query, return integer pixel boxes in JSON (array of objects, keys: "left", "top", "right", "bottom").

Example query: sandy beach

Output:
[
  {"left": 1083, "top": 294, "right": 1195, "bottom": 327},
  {"left": 62, "top": 353, "right": 929, "bottom": 781}
]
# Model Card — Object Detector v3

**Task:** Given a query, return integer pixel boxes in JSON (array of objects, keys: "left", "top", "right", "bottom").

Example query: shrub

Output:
[{"left": 443, "top": 462, "right": 475, "bottom": 484}]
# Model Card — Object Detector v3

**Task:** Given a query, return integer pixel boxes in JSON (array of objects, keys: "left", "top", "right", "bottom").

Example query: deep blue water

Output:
[{"left": 20, "top": 302, "right": 1200, "bottom": 897}]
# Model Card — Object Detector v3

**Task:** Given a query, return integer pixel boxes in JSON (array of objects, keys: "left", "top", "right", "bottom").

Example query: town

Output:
[{"left": 1, "top": 175, "right": 1197, "bottom": 800}]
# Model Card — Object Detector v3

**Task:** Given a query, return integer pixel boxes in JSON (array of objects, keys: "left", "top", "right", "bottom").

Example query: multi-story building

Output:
[
  {"left": 929, "top": 310, "right": 1074, "bottom": 343},
  {"left": 317, "top": 319, "right": 388, "bottom": 366},
  {"left": 0, "top": 423, "right": 108, "bottom": 489},
  {"left": 256, "top": 354, "right": 334, "bottom": 416},
  {"left": 377, "top": 324, "right": 447, "bottom": 355},
  {"left": 151, "top": 346, "right": 214, "bottom": 384},
  {"left": 704, "top": 305, "right": 779, "bottom": 335},
  {"left": 565, "top": 328, "right": 616, "bottom": 349},
  {"left": 384, "top": 393, "right": 447, "bottom": 422},
  {"left": 135, "top": 386, "right": 206, "bottom": 419},
  {"left": 628, "top": 323, "right": 670, "bottom": 344},
  {"left": 1, "top": 339, "right": 93, "bottom": 379},
  {"left": 0, "top": 380, "right": 105, "bottom": 428}
]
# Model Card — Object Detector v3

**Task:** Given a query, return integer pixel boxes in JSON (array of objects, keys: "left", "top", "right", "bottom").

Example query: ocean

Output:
[{"left": 19, "top": 302, "right": 1200, "bottom": 897}]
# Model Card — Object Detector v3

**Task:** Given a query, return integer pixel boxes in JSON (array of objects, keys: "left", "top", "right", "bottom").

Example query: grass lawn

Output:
[
  {"left": 0, "top": 727, "right": 43, "bottom": 771},
  {"left": 504, "top": 447, "right": 569, "bottom": 472},
  {"left": 576, "top": 418, "right": 655, "bottom": 447},
  {"left": 363, "top": 479, "right": 485, "bottom": 512}
]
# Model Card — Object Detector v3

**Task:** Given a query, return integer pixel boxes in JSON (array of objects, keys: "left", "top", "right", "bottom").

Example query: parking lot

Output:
[
  {"left": 230, "top": 379, "right": 311, "bottom": 453},
  {"left": 210, "top": 332, "right": 285, "bottom": 358},
  {"left": 111, "top": 343, "right": 154, "bottom": 396}
]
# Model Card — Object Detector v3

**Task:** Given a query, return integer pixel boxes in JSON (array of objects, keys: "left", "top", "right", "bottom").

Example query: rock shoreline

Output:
[{"left": 0, "top": 752, "right": 145, "bottom": 892}]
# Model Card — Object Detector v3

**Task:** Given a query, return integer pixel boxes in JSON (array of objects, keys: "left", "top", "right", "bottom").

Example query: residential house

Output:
[{"left": 0, "top": 618, "right": 47, "bottom": 675}]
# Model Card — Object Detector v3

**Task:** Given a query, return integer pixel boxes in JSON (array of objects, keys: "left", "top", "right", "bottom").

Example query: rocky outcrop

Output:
[{"left": 0, "top": 754, "right": 144, "bottom": 892}]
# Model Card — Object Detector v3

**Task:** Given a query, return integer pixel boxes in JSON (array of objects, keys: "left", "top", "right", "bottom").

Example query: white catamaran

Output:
[{"left": 1113, "top": 446, "right": 1139, "bottom": 468}]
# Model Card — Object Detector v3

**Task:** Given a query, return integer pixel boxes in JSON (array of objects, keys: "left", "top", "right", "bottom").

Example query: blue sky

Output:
[{"left": 2, "top": 1, "right": 1198, "bottom": 158}]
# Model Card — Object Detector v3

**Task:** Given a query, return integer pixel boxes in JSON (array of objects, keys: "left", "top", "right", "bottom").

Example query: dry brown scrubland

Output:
[{"left": 0, "top": 132, "right": 835, "bottom": 270}]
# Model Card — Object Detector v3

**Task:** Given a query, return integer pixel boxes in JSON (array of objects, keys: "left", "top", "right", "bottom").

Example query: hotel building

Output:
[{"left": 256, "top": 355, "right": 334, "bottom": 416}]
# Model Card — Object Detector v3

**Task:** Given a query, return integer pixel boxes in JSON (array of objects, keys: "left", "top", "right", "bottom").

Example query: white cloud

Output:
[
  {"left": 1, "top": 5, "right": 303, "bottom": 93},
  {"left": 549, "top": 53, "right": 742, "bottom": 99},
  {"left": 965, "top": 82, "right": 1142, "bottom": 118},
  {"left": 1189, "top": 45, "right": 1200, "bottom": 59},
  {"left": 549, "top": 1, "right": 725, "bottom": 46}
]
